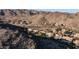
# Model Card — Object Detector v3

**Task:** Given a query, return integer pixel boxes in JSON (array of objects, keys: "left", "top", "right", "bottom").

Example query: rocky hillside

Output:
[{"left": 0, "top": 9, "right": 79, "bottom": 49}]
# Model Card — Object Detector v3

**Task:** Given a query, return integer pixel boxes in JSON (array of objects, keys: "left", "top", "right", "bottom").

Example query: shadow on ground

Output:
[{"left": 0, "top": 21, "right": 77, "bottom": 49}]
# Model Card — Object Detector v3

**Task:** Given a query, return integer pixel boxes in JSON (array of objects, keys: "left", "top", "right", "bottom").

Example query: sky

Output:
[{"left": 36, "top": 9, "right": 79, "bottom": 13}]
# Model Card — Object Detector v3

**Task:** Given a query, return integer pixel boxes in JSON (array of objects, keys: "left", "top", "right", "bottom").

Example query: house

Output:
[
  {"left": 74, "top": 33, "right": 79, "bottom": 38},
  {"left": 62, "top": 36, "right": 73, "bottom": 42},
  {"left": 27, "top": 28, "right": 32, "bottom": 32},
  {"left": 46, "top": 32, "right": 53, "bottom": 37},
  {"left": 73, "top": 38, "right": 79, "bottom": 46},
  {"left": 33, "top": 29, "right": 38, "bottom": 33}
]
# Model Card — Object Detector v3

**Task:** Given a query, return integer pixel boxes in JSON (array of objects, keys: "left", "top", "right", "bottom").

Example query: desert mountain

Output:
[{"left": 0, "top": 9, "right": 79, "bottom": 49}]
